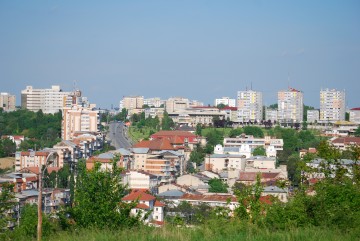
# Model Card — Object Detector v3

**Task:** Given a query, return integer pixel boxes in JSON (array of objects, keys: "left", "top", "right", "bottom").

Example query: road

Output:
[{"left": 107, "top": 121, "right": 132, "bottom": 149}]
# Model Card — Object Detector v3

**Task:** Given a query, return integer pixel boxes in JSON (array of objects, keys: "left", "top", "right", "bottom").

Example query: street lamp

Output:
[{"left": 37, "top": 151, "right": 56, "bottom": 241}]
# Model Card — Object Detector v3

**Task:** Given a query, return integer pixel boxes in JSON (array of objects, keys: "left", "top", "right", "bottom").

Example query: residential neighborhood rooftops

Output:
[
  {"left": 157, "top": 189, "right": 185, "bottom": 198},
  {"left": 122, "top": 190, "right": 156, "bottom": 202}
]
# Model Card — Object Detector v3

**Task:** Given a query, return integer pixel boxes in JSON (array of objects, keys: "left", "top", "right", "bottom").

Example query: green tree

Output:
[
  {"left": 161, "top": 111, "right": 174, "bottom": 130},
  {"left": 208, "top": 178, "right": 228, "bottom": 193},
  {"left": 216, "top": 103, "right": 227, "bottom": 109},
  {"left": 243, "top": 126, "right": 264, "bottom": 138},
  {"left": 15, "top": 204, "right": 53, "bottom": 238},
  {"left": 252, "top": 146, "right": 266, "bottom": 156},
  {"left": 354, "top": 126, "right": 360, "bottom": 137},
  {"left": 0, "top": 138, "right": 16, "bottom": 157},
  {"left": 228, "top": 128, "right": 244, "bottom": 138},
  {"left": 195, "top": 123, "right": 202, "bottom": 136},
  {"left": 0, "top": 183, "right": 16, "bottom": 233},
  {"left": 71, "top": 157, "right": 139, "bottom": 229}
]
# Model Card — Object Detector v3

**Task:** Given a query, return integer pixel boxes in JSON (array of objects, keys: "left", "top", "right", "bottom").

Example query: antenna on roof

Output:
[{"left": 251, "top": 82, "right": 253, "bottom": 90}]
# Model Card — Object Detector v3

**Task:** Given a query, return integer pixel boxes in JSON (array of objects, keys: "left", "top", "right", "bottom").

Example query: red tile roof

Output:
[
  {"left": 350, "top": 107, "right": 360, "bottom": 111},
  {"left": 134, "top": 138, "right": 174, "bottom": 151},
  {"left": 154, "top": 200, "right": 165, "bottom": 207},
  {"left": 238, "top": 172, "right": 280, "bottom": 181},
  {"left": 259, "top": 195, "right": 273, "bottom": 205},
  {"left": 332, "top": 137, "right": 360, "bottom": 145},
  {"left": 136, "top": 203, "right": 150, "bottom": 209},
  {"left": 122, "top": 190, "right": 156, "bottom": 202}
]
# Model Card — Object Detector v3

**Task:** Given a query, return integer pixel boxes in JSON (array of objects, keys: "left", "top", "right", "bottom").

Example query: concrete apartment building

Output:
[
  {"left": 21, "top": 85, "right": 72, "bottom": 114},
  {"left": 307, "top": 110, "right": 319, "bottom": 123},
  {"left": 265, "top": 108, "right": 278, "bottom": 122},
  {"left": 320, "top": 89, "right": 346, "bottom": 123},
  {"left": 62, "top": 105, "right": 99, "bottom": 140},
  {"left": 15, "top": 151, "right": 60, "bottom": 172},
  {"left": 165, "top": 97, "right": 190, "bottom": 112},
  {"left": 350, "top": 107, "right": 360, "bottom": 124},
  {"left": 120, "top": 96, "right": 144, "bottom": 110},
  {"left": 278, "top": 88, "right": 303, "bottom": 123},
  {"left": 0, "top": 92, "right": 16, "bottom": 111},
  {"left": 143, "top": 97, "right": 165, "bottom": 108},
  {"left": 223, "top": 135, "right": 283, "bottom": 152},
  {"left": 237, "top": 90, "right": 263, "bottom": 122},
  {"left": 215, "top": 97, "right": 236, "bottom": 107},
  {"left": 168, "top": 106, "right": 226, "bottom": 126}
]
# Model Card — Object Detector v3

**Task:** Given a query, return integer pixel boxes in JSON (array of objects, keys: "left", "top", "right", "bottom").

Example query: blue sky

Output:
[{"left": 0, "top": 1, "right": 359, "bottom": 109}]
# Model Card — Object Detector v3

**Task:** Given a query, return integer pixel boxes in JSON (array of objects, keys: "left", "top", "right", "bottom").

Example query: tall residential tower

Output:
[
  {"left": 320, "top": 89, "right": 346, "bottom": 123},
  {"left": 237, "top": 90, "right": 263, "bottom": 122}
]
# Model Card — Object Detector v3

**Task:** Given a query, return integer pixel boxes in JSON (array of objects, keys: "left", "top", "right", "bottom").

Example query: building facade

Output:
[
  {"left": 277, "top": 88, "right": 303, "bottom": 123},
  {"left": 237, "top": 90, "right": 263, "bottom": 122},
  {"left": 307, "top": 110, "right": 319, "bottom": 123},
  {"left": 320, "top": 89, "right": 346, "bottom": 123},
  {"left": 0, "top": 92, "right": 16, "bottom": 111},
  {"left": 215, "top": 97, "right": 236, "bottom": 107},
  {"left": 21, "top": 85, "right": 72, "bottom": 114},
  {"left": 349, "top": 108, "right": 360, "bottom": 124},
  {"left": 62, "top": 105, "right": 99, "bottom": 140},
  {"left": 120, "top": 96, "right": 144, "bottom": 110},
  {"left": 165, "top": 97, "right": 190, "bottom": 113}
]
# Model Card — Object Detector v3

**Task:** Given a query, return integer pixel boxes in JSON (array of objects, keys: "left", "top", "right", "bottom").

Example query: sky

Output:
[{"left": 0, "top": 1, "right": 359, "bottom": 109}]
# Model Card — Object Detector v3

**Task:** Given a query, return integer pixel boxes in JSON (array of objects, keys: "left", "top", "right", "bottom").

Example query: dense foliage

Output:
[
  {"left": 208, "top": 178, "right": 229, "bottom": 193},
  {"left": 71, "top": 158, "right": 139, "bottom": 229},
  {"left": 0, "top": 109, "right": 62, "bottom": 150}
]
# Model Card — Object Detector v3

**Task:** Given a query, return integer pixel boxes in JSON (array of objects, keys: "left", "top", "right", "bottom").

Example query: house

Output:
[
  {"left": 176, "top": 174, "right": 210, "bottom": 193},
  {"left": 1, "top": 135, "right": 24, "bottom": 148},
  {"left": 262, "top": 186, "right": 288, "bottom": 203},
  {"left": 299, "top": 148, "right": 317, "bottom": 159},
  {"left": 237, "top": 171, "right": 285, "bottom": 186},
  {"left": 122, "top": 189, "right": 165, "bottom": 225},
  {"left": 121, "top": 170, "right": 159, "bottom": 194},
  {"left": 15, "top": 151, "right": 60, "bottom": 172},
  {"left": 331, "top": 137, "right": 360, "bottom": 150},
  {"left": 150, "top": 130, "right": 202, "bottom": 150}
]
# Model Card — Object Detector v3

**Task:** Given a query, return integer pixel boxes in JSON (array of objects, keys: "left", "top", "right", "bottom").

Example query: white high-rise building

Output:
[
  {"left": 0, "top": 92, "right": 16, "bottom": 111},
  {"left": 237, "top": 90, "right": 263, "bottom": 122},
  {"left": 277, "top": 88, "right": 303, "bottom": 123},
  {"left": 215, "top": 97, "right": 236, "bottom": 107},
  {"left": 307, "top": 110, "right": 319, "bottom": 123},
  {"left": 165, "top": 97, "right": 190, "bottom": 113},
  {"left": 320, "top": 89, "right": 346, "bottom": 123},
  {"left": 21, "top": 85, "right": 72, "bottom": 114},
  {"left": 143, "top": 97, "right": 165, "bottom": 108}
]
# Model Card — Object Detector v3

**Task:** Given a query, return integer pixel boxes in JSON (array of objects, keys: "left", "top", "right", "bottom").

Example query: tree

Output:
[
  {"left": 195, "top": 123, "right": 202, "bottom": 136},
  {"left": 229, "top": 128, "right": 244, "bottom": 138},
  {"left": 208, "top": 178, "right": 228, "bottom": 193},
  {"left": 216, "top": 103, "right": 227, "bottom": 109},
  {"left": 15, "top": 204, "right": 53, "bottom": 238},
  {"left": 354, "top": 126, "right": 360, "bottom": 137},
  {"left": 161, "top": 111, "right": 174, "bottom": 130},
  {"left": 0, "top": 138, "right": 16, "bottom": 157},
  {"left": 253, "top": 146, "right": 266, "bottom": 156},
  {"left": 243, "top": 126, "right": 264, "bottom": 138},
  {"left": 0, "top": 183, "right": 16, "bottom": 232},
  {"left": 71, "top": 157, "right": 139, "bottom": 229}
]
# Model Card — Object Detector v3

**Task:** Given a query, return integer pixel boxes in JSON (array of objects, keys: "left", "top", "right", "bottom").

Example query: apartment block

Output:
[
  {"left": 320, "top": 89, "right": 346, "bottom": 123},
  {"left": 237, "top": 90, "right": 263, "bottom": 122},
  {"left": 0, "top": 92, "right": 16, "bottom": 111},
  {"left": 278, "top": 88, "right": 303, "bottom": 123},
  {"left": 265, "top": 108, "right": 278, "bottom": 122},
  {"left": 15, "top": 151, "right": 60, "bottom": 171},
  {"left": 120, "top": 96, "right": 144, "bottom": 110},
  {"left": 62, "top": 105, "right": 99, "bottom": 140},
  {"left": 307, "top": 110, "right": 319, "bottom": 123},
  {"left": 143, "top": 97, "right": 165, "bottom": 108},
  {"left": 165, "top": 97, "right": 190, "bottom": 112},
  {"left": 350, "top": 108, "right": 360, "bottom": 124},
  {"left": 21, "top": 85, "right": 72, "bottom": 114},
  {"left": 215, "top": 97, "right": 236, "bottom": 107}
]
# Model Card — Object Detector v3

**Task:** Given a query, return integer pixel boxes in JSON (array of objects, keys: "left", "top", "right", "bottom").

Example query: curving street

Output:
[{"left": 107, "top": 121, "right": 132, "bottom": 149}]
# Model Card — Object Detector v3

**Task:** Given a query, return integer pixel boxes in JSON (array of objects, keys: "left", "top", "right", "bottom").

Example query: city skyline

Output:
[{"left": 1, "top": 1, "right": 359, "bottom": 108}]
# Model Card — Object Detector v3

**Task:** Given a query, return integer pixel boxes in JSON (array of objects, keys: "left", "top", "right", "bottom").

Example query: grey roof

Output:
[
  {"left": 98, "top": 152, "right": 115, "bottom": 159},
  {"left": 219, "top": 172, "right": 228, "bottom": 178},
  {"left": 114, "top": 148, "right": 132, "bottom": 156},
  {"left": 131, "top": 148, "right": 150, "bottom": 154},
  {"left": 158, "top": 150, "right": 183, "bottom": 157},
  {"left": 20, "top": 189, "right": 39, "bottom": 197},
  {"left": 158, "top": 189, "right": 185, "bottom": 198},
  {"left": 223, "top": 147, "right": 240, "bottom": 152},
  {"left": 263, "top": 186, "right": 287, "bottom": 193},
  {"left": 310, "top": 158, "right": 356, "bottom": 165},
  {"left": 245, "top": 156, "right": 275, "bottom": 161}
]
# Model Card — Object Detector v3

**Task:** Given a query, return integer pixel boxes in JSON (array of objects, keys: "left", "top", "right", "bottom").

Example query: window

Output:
[
  {"left": 155, "top": 216, "right": 158, "bottom": 219},
  {"left": 156, "top": 208, "right": 158, "bottom": 211}
]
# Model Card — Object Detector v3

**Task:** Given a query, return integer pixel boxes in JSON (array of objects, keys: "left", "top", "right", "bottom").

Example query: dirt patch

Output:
[{"left": 0, "top": 157, "right": 15, "bottom": 169}]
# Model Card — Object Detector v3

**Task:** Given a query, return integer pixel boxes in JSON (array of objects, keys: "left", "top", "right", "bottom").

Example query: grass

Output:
[
  {"left": 129, "top": 126, "right": 157, "bottom": 143},
  {"left": 45, "top": 223, "right": 359, "bottom": 241},
  {"left": 0, "top": 157, "right": 15, "bottom": 169}
]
